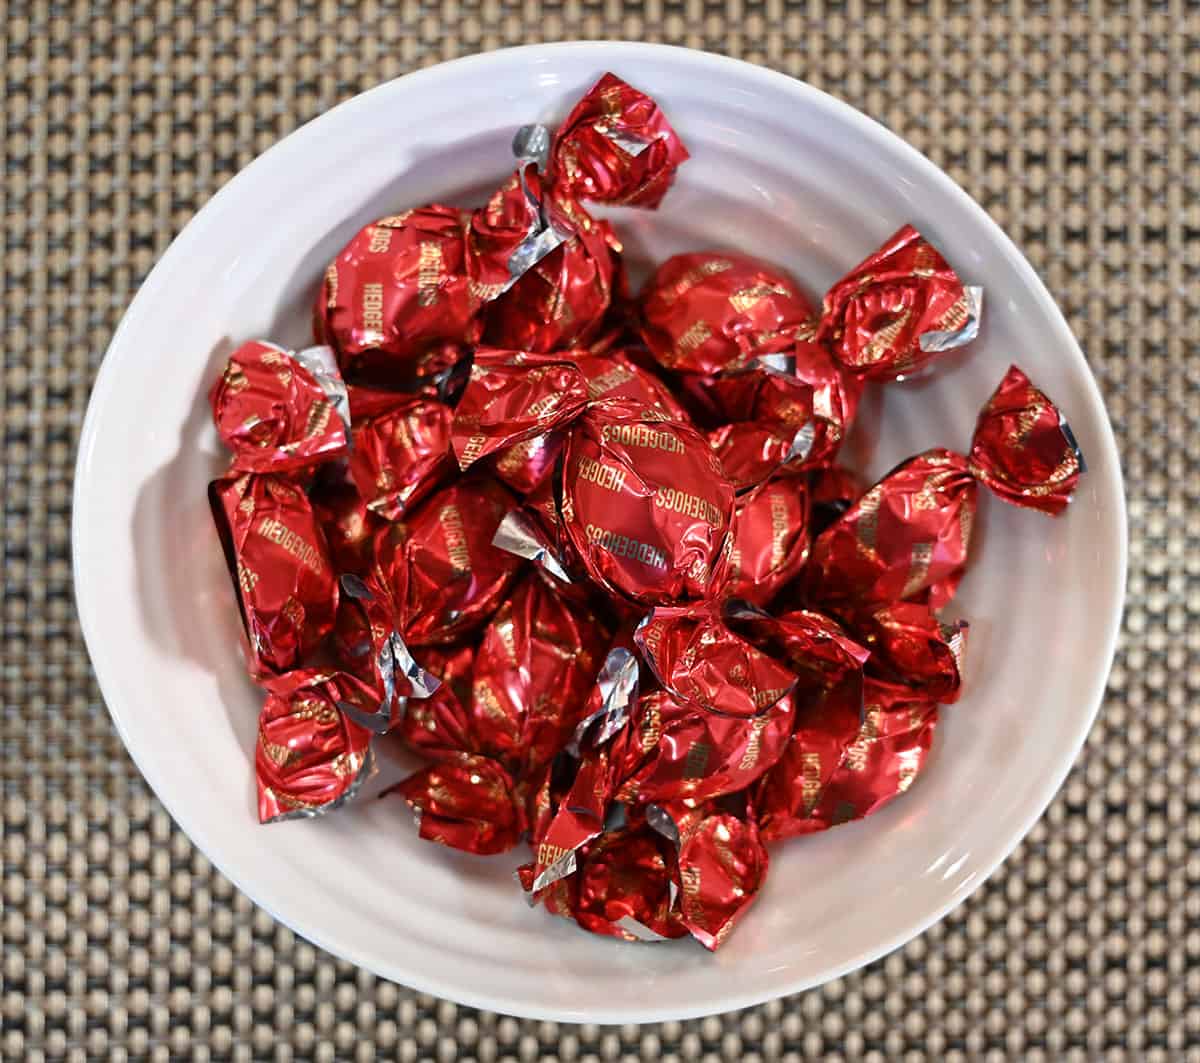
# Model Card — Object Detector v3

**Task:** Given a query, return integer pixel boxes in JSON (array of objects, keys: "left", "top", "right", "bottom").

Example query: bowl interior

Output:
[{"left": 74, "top": 42, "right": 1125, "bottom": 1023}]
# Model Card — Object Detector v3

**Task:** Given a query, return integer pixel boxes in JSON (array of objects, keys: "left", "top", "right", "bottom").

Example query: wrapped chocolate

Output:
[
  {"left": 522, "top": 819, "right": 686, "bottom": 942},
  {"left": 309, "top": 472, "right": 384, "bottom": 578},
  {"left": 766, "top": 680, "right": 939, "bottom": 835},
  {"left": 481, "top": 73, "right": 690, "bottom": 352},
  {"left": 855, "top": 600, "right": 967, "bottom": 704},
  {"left": 314, "top": 205, "right": 481, "bottom": 383},
  {"left": 634, "top": 602, "right": 796, "bottom": 718},
  {"left": 817, "top": 224, "right": 982, "bottom": 379},
  {"left": 453, "top": 350, "right": 735, "bottom": 605},
  {"left": 574, "top": 349, "right": 688, "bottom": 420},
  {"left": 712, "top": 475, "right": 811, "bottom": 607},
  {"left": 639, "top": 252, "right": 816, "bottom": 375},
  {"left": 489, "top": 431, "right": 565, "bottom": 495},
  {"left": 655, "top": 804, "right": 770, "bottom": 951},
  {"left": 209, "top": 472, "right": 338, "bottom": 678},
  {"left": 550, "top": 72, "right": 690, "bottom": 209},
  {"left": 256, "top": 668, "right": 378, "bottom": 822},
  {"left": 395, "top": 642, "right": 477, "bottom": 761},
  {"left": 805, "top": 365, "right": 1084, "bottom": 613},
  {"left": 390, "top": 575, "right": 609, "bottom": 854},
  {"left": 373, "top": 476, "right": 524, "bottom": 646},
  {"left": 347, "top": 395, "right": 454, "bottom": 521},
  {"left": 209, "top": 340, "right": 350, "bottom": 475}
]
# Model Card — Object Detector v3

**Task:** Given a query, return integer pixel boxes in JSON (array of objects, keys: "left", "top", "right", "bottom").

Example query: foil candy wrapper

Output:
[
  {"left": 639, "top": 251, "right": 817, "bottom": 375},
  {"left": 712, "top": 475, "right": 812, "bottom": 607},
  {"left": 550, "top": 72, "right": 690, "bottom": 209},
  {"left": 209, "top": 340, "right": 351, "bottom": 475},
  {"left": 389, "top": 575, "right": 609, "bottom": 854},
  {"left": 805, "top": 364, "right": 1084, "bottom": 613},
  {"left": 314, "top": 204, "right": 483, "bottom": 382},
  {"left": 256, "top": 668, "right": 379, "bottom": 823},
  {"left": 373, "top": 475, "right": 525, "bottom": 646},
  {"left": 817, "top": 224, "right": 982, "bottom": 379},
  {"left": 209, "top": 472, "right": 339, "bottom": 679},
  {"left": 347, "top": 395, "right": 455, "bottom": 521}
]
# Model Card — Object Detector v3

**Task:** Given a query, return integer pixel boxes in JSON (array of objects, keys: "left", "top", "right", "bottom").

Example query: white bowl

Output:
[{"left": 74, "top": 42, "right": 1126, "bottom": 1023}]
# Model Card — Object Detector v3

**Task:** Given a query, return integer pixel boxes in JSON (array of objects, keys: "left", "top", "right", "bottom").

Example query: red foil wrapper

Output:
[
  {"left": 209, "top": 472, "right": 338, "bottom": 678},
  {"left": 468, "top": 575, "right": 609, "bottom": 778},
  {"left": 855, "top": 601, "right": 967, "bottom": 704},
  {"left": 639, "top": 252, "right": 816, "bottom": 375},
  {"left": 672, "top": 811, "right": 769, "bottom": 951},
  {"left": 713, "top": 475, "right": 811, "bottom": 607},
  {"left": 489, "top": 431, "right": 565, "bottom": 495},
  {"left": 550, "top": 72, "right": 690, "bottom": 209},
  {"left": 739, "top": 609, "right": 872, "bottom": 843},
  {"left": 573, "top": 349, "right": 688, "bottom": 421},
  {"left": 347, "top": 396, "right": 454, "bottom": 521},
  {"left": 614, "top": 687, "right": 796, "bottom": 805},
  {"left": 315, "top": 206, "right": 482, "bottom": 381},
  {"left": 785, "top": 681, "right": 940, "bottom": 833},
  {"left": 396, "top": 642, "right": 477, "bottom": 760},
  {"left": 524, "top": 821, "right": 685, "bottom": 942},
  {"left": 817, "top": 224, "right": 981, "bottom": 379},
  {"left": 806, "top": 365, "right": 1083, "bottom": 612},
  {"left": 634, "top": 603, "right": 796, "bottom": 718},
  {"left": 393, "top": 752, "right": 524, "bottom": 855},
  {"left": 560, "top": 403, "right": 735, "bottom": 604},
  {"left": 256, "top": 668, "right": 377, "bottom": 822},
  {"left": 482, "top": 208, "right": 622, "bottom": 354},
  {"left": 451, "top": 348, "right": 591, "bottom": 469},
  {"left": 209, "top": 340, "right": 350, "bottom": 475},
  {"left": 373, "top": 476, "right": 524, "bottom": 645},
  {"left": 310, "top": 472, "right": 384, "bottom": 578}
]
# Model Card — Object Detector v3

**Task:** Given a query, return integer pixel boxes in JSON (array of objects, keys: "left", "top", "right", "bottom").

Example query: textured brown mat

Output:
[{"left": 4, "top": 1, "right": 1198, "bottom": 1059}]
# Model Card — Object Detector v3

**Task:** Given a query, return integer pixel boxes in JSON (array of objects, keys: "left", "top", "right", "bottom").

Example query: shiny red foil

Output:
[
  {"left": 209, "top": 340, "right": 349, "bottom": 475},
  {"left": 347, "top": 396, "right": 454, "bottom": 521},
  {"left": 394, "top": 753, "right": 524, "bottom": 855},
  {"left": 315, "top": 206, "right": 481, "bottom": 381},
  {"left": 209, "top": 472, "right": 338, "bottom": 678},
  {"left": 551, "top": 72, "right": 690, "bottom": 208},
  {"left": 573, "top": 349, "right": 688, "bottom": 421},
  {"left": 482, "top": 212, "right": 622, "bottom": 353},
  {"left": 256, "top": 668, "right": 377, "bottom": 822},
  {"left": 713, "top": 475, "right": 811, "bottom": 607},
  {"left": 817, "top": 224, "right": 975, "bottom": 379},
  {"left": 806, "top": 364, "right": 1082, "bottom": 613},
  {"left": 373, "top": 476, "right": 523, "bottom": 645},
  {"left": 560, "top": 403, "right": 735, "bottom": 604},
  {"left": 675, "top": 811, "right": 769, "bottom": 950},
  {"left": 489, "top": 431, "right": 565, "bottom": 495},
  {"left": 639, "top": 252, "right": 816, "bottom": 375},
  {"left": 310, "top": 472, "right": 384, "bottom": 578},
  {"left": 634, "top": 603, "right": 797, "bottom": 718}
]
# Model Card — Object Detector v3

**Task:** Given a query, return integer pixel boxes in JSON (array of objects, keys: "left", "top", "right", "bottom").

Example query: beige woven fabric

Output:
[{"left": 4, "top": 1, "right": 1198, "bottom": 1059}]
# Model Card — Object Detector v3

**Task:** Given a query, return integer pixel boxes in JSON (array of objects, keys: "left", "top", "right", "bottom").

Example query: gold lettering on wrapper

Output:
[
  {"left": 901, "top": 542, "right": 933, "bottom": 599},
  {"left": 439, "top": 505, "right": 471, "bottom": 574},
  {"left": 855, "top": 486, "right": 883, "bottom": 558},
  {"left": 473, "top": 678, "right": 506, "bottom": 722},
  {"left": 237, "top": 560, "right": 259, "bottom": 594},
  {"left": 844, "top": 708, "right": 882, "bottom": 772},
  {"left": 769, "top": 490, "right": 790, "bottom": 569},
  {"left": 728, "top": 283, "right": 793, "bottom": 314},
  {"left": 586, "top": 363, "right": 635, "bottom": 398},
  {"left": 639, "top": 702, "right": 662, "bottom": 753},
  {"left": 800, "top": 751, "right": 822, "bottom": 813},
  {"left": 654, "top": 486, "right": 723, "bottom": 528},
  {"left": 675, "top": 320, "right": 713, "bottom": 357},
  {"left": 660, "top": 260, "right": 732, "bottom": 306},
  {"left": 537, "top": 842, "right": 570, "bottom": 871},
  {"left": 578, "top": 457, "right": 628, "bottom": 493},
  {"left": 324, "top": 263, "right": 339, "bottom": 309},
  {"left": 585, "top": 524, "right": 668, "bottom": 571},
  {"left": 361, "top": 282, "right": 385, "bottom": 333},
  {"left": 255, "top": 516, "right": 327, "bottom": 574},
  {"left": 683, "top": 741, "right": 712, "bottom": 781},
  {"left": 601, "top": 423, "right": 685, "bottom": 453},
  {"left": 221, "top": 363, "right": 248, "bottom": 394},
  {"left": 304, "top": 400, "right": 332, "bottom": 441},
  {"left": 458, "top": 435, "right": 486, "bottom": 467},
  {"left": 859, "top": 309, "right": 911, "bottom": 365},
  {"left": 738, "top": 715, "right": 770, "bottom": 772},
  {"left": 896, "top": 747, "right": 923, "bottom": 792},
  {"left": 416, "top": 242, "right": 444, "bottom": 307},
  {"left": 367, "top": 225, "right": 393, "bottom": 254}
]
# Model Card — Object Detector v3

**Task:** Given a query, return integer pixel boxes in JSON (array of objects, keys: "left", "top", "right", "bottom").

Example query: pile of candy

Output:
[{"left": 207, "top": 74, "right": 1084, "bottom": 950}]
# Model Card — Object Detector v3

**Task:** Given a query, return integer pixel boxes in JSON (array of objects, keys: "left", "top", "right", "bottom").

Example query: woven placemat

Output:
[{"left": 5, "top": 2, "right": 1198, "bottom": 1058}]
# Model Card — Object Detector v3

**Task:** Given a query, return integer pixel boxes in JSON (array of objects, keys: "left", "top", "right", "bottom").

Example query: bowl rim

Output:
[{"left": 73, "top": 40, "right": 1128, "bottom": 1022}]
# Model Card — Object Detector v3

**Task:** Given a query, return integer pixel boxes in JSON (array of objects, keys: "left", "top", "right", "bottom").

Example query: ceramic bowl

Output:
[{"left": 74, "top": 42, "right": 1126, "bottom": 1022}]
